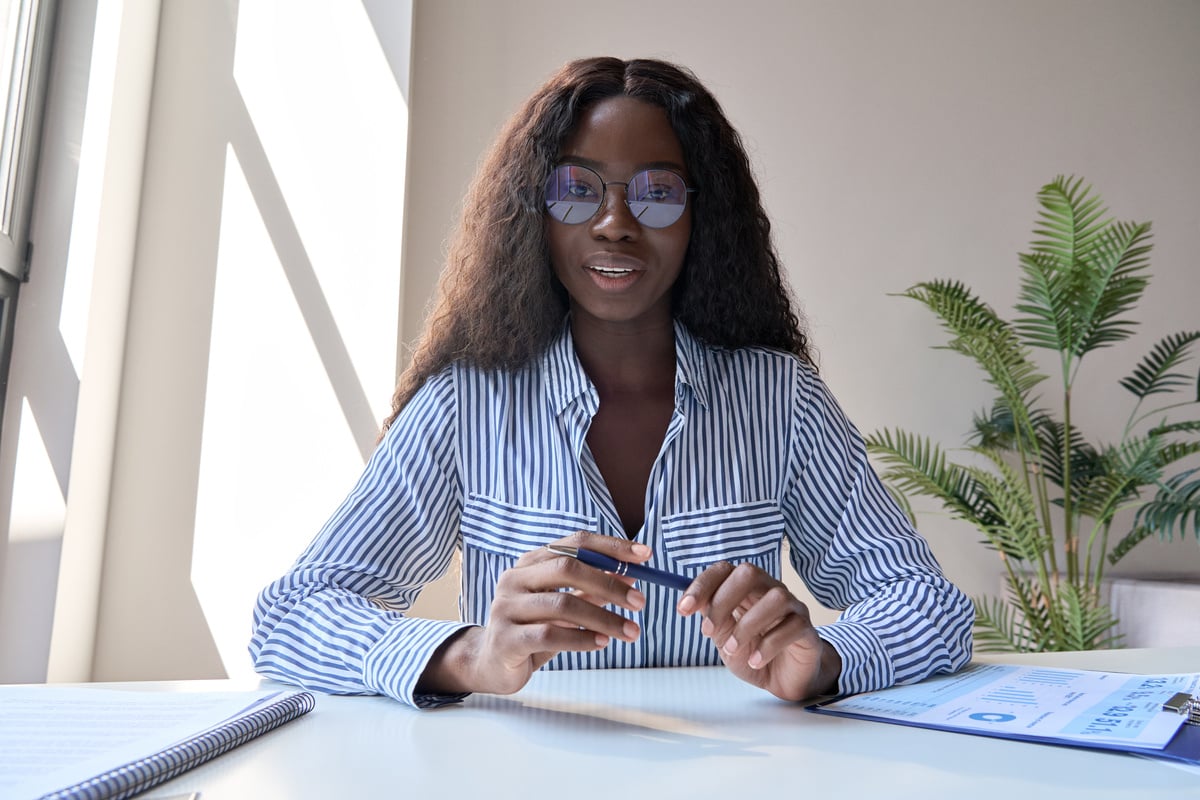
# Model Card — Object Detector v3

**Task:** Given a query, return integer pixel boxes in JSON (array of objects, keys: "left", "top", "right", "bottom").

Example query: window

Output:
[{"left": 0, "top": 0, "right": 55, "bottom": 436}]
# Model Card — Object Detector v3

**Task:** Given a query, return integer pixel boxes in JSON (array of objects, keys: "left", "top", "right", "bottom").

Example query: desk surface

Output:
[{"left": 126, "top": 648, "right": 1199, "bottom": 799}]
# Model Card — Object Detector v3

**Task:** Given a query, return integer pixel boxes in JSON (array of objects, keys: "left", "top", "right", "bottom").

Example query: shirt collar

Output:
[
  {"left": 672, "top": 319, "right": 711, "bottom": 410},
  {"left": 541, "top": 318, "right": 712, "bottom": 415}
]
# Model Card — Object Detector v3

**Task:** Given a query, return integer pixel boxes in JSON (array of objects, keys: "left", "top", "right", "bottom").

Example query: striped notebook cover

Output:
[{"left": 38, "top": 690, "right": 316, "bottom": 800}]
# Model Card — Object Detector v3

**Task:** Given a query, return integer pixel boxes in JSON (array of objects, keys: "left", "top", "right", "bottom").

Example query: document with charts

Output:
[{"left": 808, "top": 663, "right": 1200, "bottom": 764}]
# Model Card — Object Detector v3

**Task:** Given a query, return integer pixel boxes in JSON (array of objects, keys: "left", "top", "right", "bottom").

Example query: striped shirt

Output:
[{"left": 249, "top": 321, "right": 973, "bottom": 708}]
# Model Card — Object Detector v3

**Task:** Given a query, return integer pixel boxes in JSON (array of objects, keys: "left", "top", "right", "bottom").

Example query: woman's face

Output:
[{"left": 546, "top": 95, "right": 692, "bottom": 332}]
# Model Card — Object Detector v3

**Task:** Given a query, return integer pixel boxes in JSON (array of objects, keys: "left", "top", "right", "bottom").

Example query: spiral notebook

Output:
[
  {"left": 807, "top": 663, "right": 1200, "bottom": 766},
  {"left": 0, "top": 686, "right": 315, "bottom": 800}
]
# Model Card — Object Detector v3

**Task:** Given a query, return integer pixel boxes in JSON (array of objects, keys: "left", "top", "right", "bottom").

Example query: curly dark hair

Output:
[{"left": 383, "top": 56, "right": 811, "bottom": 432}]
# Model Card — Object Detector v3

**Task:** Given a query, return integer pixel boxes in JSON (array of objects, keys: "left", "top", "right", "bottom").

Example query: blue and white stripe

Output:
[{"left": 250, "top": 321, "right": 973, "bottom": 708}]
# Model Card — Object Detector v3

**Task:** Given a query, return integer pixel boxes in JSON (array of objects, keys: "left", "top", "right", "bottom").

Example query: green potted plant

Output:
[{"left": 866, "top": 176, "right": 1200, "bottom": 652}]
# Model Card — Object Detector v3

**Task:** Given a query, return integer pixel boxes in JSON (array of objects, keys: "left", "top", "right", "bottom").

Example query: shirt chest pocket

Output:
[
  {"left": 461, "top": 493, "right": 596, "bottom": 561},
  {"left": 660, "top": 500, "right": 785, "bottom": 578},
  {"left": 458, "top": 495, "right": 599, "bottom": 625}
]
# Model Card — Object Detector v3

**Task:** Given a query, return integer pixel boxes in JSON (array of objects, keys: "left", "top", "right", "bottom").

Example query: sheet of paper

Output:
[
  {"left": 823, "top": 664, "right": 1199, "bottom": 749},
  {"left": 0, "top": 687, "right": 283, "bottom": 798}
]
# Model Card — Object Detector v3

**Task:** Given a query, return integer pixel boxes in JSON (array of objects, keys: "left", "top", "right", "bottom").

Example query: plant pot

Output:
[{"left": 1103, "top": 576, "right": 1200, "bottom": 649}]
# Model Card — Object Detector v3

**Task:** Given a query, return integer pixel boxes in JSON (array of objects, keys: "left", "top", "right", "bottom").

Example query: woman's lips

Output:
[
  {"left": 584, "top": 253, "right": 642, "bottom": 274},
  {"left": 583, "top": 255, "right": 643, "bottom": 289}
]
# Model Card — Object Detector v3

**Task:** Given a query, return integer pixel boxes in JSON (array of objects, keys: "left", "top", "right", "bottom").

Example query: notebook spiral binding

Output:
[
  {"left": 39, "top": 691, "right": 316, "bottom": 800},
  {"left": 1163, "top": 692, "right": 1200, "bottom": 726}
]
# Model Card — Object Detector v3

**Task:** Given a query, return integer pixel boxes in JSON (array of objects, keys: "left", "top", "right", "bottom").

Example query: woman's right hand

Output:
[{"left": 416, "top": 531, "right": 651, "bottom": 696}]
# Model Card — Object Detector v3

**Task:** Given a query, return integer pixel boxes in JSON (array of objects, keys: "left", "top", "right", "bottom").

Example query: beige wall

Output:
[
  {"left": 3, "top": 0, "right": 1197, "bottom": 683},
  {"left": 401, "top": 0, "right": 1200, "bottom": 623}
]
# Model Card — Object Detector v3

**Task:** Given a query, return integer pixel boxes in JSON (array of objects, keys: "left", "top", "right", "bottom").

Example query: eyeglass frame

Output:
[{"left": 542, "top": 162, "right": 698, "bottom": 229}]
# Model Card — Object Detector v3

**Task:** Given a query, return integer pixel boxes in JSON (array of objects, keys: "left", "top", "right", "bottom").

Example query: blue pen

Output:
[{"left": 545, "top": 545, "right": 694, "bottom": 592}]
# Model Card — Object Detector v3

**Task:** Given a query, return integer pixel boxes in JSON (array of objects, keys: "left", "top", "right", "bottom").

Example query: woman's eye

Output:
[
  {"left": 635, "top": 183, "right": 675, "bottom": 202},
  {"left": 567, "top": 182, "right": 598, "bottom": 198}
]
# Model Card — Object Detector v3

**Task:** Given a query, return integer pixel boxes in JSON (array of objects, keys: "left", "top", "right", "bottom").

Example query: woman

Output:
[{"left": 249, "top": 57, "right": 973, "bottom": 709}]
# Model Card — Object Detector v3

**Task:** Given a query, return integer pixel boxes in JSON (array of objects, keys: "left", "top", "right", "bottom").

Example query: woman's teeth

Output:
[{"left": 588, "top": 266, "right": 633, "bottom": 277}]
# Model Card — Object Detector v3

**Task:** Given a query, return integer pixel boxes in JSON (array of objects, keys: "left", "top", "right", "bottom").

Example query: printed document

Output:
[{"left": 820, "top": 664, "right": 1199, "bottom": 749}]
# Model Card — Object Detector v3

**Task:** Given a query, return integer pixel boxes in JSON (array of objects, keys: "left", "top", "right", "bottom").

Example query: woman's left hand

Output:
[{"left": 677, "top": 561, "right": 841, "bottom": 702}]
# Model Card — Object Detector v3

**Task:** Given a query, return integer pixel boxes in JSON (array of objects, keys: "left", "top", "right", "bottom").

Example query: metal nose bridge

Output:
[{"left": 595, "top": 179, "right": 649, "bottom": 222}]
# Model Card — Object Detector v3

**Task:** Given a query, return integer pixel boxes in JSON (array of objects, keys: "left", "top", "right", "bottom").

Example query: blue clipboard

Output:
[
  {"left": 807, "top": 695, "right": 1200, "bottom": 766},
  {"left": 806, "top": 668, "right": 1200, "bottom": 767}
]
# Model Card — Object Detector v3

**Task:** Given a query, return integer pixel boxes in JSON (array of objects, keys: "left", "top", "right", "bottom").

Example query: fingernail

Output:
[
  {"left": 749, "top": 650, "right": 764, "bottom": 669},
  {"left": 623, "top": 621, "right": 639, "bottom": 640},
  {"left": 631, "top": 543, "right": 651, "bottom": 558},
  {"left": 626, "top": 588, "right": 646, "bottom": 610},
  {"left": 723, "top": 636, "right": 739, "bottom": 655},
  {"left": 678, "top": 594, "right": 696, "bottom": 614},
  {"left": 701, "top": 617, "right": 713, "bottom": 636},
  {"left": 595, "top": 634, "right": 610, "bottom": 647}
]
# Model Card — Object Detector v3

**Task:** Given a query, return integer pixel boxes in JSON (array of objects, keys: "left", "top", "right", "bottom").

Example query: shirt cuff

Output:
[
  {"left": 814, "top": 619, "right": 894, "bottom": 696},
  {"left": 361, "top": 617, "right": 477, "bottom": 708}
]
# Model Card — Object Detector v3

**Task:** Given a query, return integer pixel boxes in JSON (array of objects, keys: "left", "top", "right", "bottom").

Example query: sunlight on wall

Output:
[
  {"left": 231, "top": 1, "right": 407, "bottom": 405},
  {"left": 1, "top": 401, "right": 63, "bottom": 679},
  {"left": 9, "top": 397, "right": 64, "bottom": 541},
  {"left": 191, "top": 1, "right": 408, "bottom": 678},
  {"left": 192, "top": 145, "right": 366, "bottom": 676},
  {"left": 58, "top": 218, "right": 94, "bottom": 377}
]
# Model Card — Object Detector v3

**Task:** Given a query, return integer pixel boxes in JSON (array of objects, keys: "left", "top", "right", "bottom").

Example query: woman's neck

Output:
[{"left": 569, "top": 314, "right": 676, "bottom": 397}]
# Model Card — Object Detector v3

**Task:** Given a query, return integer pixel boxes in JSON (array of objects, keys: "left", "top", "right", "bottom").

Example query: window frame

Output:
[{"left": 0, "top": 0, "right": 55, "bottom": 438}]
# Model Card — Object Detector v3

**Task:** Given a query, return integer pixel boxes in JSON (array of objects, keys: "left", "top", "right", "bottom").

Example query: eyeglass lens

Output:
[{"left": 544, "top": 164, "right": 690, "bottom": 228}]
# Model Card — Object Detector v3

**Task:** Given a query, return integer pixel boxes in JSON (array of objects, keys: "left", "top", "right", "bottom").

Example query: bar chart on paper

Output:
[
  {"left": 978, "top": 670, "right": 1086, "bottom": 707},
  {"left": 1019, "top": 669, "right": 1082, "bottom": 686},
  {"left": 979, "top": 686, "right": 1038, "bottom": 706}
]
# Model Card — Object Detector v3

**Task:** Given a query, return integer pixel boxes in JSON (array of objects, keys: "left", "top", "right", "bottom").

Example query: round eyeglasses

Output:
[{"left": 543, "top": 164, "right": 696, "bottom": 229}]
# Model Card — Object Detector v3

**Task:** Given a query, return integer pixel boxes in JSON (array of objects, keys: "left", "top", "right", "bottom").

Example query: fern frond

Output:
[
  {"left": 951, "top": 329, "right": 1047, "bottom": 454},
  {"left": 1071, "top": 473, "right": 1137, "bottom": 524},
  {"left": 973, "top": 595, "right": 1037, "bottom": 653},
  {"left": 1005, "top": 572, "right": 1055, "bottom": 650},
  {"left": 865, "top": 429, "right": 998, "bottom": 528},
  {"left": 1035, "top": 416, "right": 1101, "bottom": 492},
  {"left": 898, "top": 280, "right": 1008, "bottom": 340},
  {"left": 1074, "top": 221, "right": 1153, "bottom": 354},
  {"left": 1107, "top": 526, "right": 1155, "bottom": 566},
  {"left": 971, "top": 399, "right": 1051, "bottom": 453},
  {"left": 1017, "top": 178, "right": 1109, "bottom": 361},
  {"left": 972, "top": 402, "right": 1017, "bottom": 451},
  {"left": 1018, "top": 177, "right": 1153, "bottom": 360},
  {"left": 1150, "top": 420, "right": 1200, "bottom": 436},
  {"left": 951, "top": 327, "right": 1044, "bottom": 395},
  {"left": 1015, "top": 251, "right": 1076, "bottom": 353},
  {"left": 900, "top": 279, "right": 1046, "bottom": 448},
  {"left": 1119, "top": 332, "right": 1200, "bottom": 400},
  {"left": 1071, "top": 436, "right": 1162, "bottom": 523},
  {"left": 1052, "top": 583, "right": 1122, "bottom": 651},
  {"left": 1032, "top": 176, "right": 1110, "bottom": 264},
  {"left": 968, "top": 452, "right": 1048, "bottom": 562},
  {"left": 1156, "top": 441, "right": 1200, "bottom": 470},
  {"left": 1113, "top": 435, "right": 1169, "bottom": 484},
  {"left": 902, "top": 280, "right": 1045, "bottom": 403},
  {"left": 1134, "top": 467, "right": 1200, "bottom": 542}
]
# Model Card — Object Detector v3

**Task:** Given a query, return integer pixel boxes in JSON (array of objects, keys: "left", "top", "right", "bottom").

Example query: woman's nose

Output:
[{"left": 588, "top": 182, "right": 641, "bottom": 240}]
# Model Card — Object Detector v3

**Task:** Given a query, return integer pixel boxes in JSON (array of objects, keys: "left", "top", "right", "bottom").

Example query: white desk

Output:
[{"left": 125, "top": 648, "right": 1199, "bottom": 799}]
